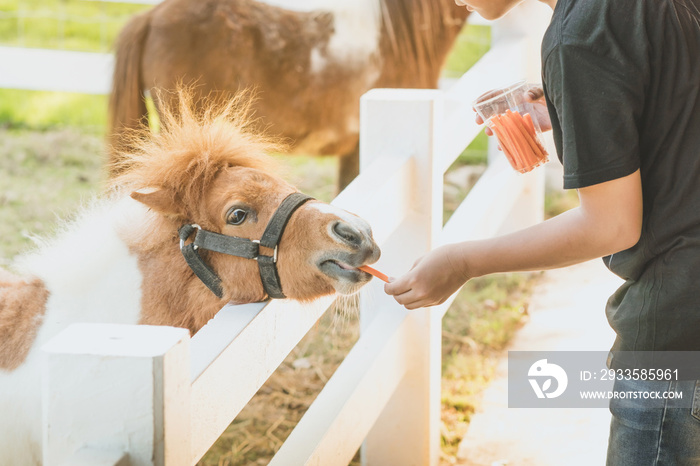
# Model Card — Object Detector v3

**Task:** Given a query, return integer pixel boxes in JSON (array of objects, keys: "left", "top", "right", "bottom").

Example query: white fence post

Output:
[
  {"left": 357, "top": 89, "right": 444, "bottom": 466},
  {"left": 42, "top": 324, "right": 191, "bottom": 465}
]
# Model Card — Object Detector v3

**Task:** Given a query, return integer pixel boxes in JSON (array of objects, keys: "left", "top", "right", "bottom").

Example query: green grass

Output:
[
  {"left": 0, "top": 0, "right": 149, "bottom": 132},
  {"left": 0, "top": 0, "right": 149, "bottom": 51},
  {"left": 0, "top": 88, "right": 108, "bottom": 131},
  {"left": 0, "top": 127, "right": 107, "bottom": 262},
  {"left": 545, "top": 188, "right": 580, "bottom": 219},
  {"left": 457, "top": 131, "right": 489, "bottom": 165},
  {"left": 444, "top": 25, "right": 492, "bottom": 78}
]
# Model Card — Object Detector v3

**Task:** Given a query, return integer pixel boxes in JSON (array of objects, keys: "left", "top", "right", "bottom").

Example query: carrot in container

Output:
[
  {"left": 473, "top": 81, "right": 549, "bottom": 173},
  {"left": 509, "top": 111, "right": 544, "bottom": 167},
  {"left": 523, "top": 112, "right": 536, "bottom": 135},
  {"left": 502, "top": 113, "right": 531, "bottom": 167},
  {"left": 490, "top": 125, "right": 518, "bottom": 167},
  {"left": 495, "top": 113, "right": 528, "bottom": 170},
  {"left": 523, "top": 112, "right": 548, "bottom": 156}
]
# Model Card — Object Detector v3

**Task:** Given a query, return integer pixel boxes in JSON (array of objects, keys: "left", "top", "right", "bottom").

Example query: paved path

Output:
[{"left": 456, "top": 260, "right": 623, "bottom": 466}]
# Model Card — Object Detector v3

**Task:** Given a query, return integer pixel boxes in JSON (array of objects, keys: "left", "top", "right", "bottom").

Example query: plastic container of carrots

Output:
[{"left": 473, "top": 81, "right": 549, "bottom": 174}]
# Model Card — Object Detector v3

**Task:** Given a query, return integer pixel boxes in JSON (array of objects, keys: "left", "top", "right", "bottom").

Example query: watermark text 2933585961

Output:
[{"left": 508, "top": 351, "right": 700, "bottom": 408}]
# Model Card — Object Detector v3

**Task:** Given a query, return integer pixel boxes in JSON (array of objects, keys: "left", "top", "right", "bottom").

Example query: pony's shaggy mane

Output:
[{"left": 110, "top": 88, "right": 284, "bottom": 203}]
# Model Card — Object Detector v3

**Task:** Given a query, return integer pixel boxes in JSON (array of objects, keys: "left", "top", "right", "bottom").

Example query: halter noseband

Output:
[{"left": 178, "top": 192, "right": 313, "bottom": 300}]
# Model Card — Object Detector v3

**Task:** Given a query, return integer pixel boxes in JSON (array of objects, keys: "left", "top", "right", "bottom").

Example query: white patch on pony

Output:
[
  {"left": 16, "top": 197, "right": 145, "bottom": 313},
  {"left": 309, "top": 47, "right": 326, "bottom": 74},
  {"left": 259, "top": 0, "right": 382, "bottom": 67},
  {"left": 309, "top": 202, "right": 372, "bottom": 237},
  {"left": 0, "top": 195, "right": 148, "bottom": 465}
]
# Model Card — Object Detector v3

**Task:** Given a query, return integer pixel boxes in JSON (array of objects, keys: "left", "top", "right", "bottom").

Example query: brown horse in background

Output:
[{"left": 109, "top": 0, "right": 470, "bottom": 188}]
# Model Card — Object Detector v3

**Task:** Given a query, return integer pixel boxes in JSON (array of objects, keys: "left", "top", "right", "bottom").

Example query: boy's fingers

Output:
[
  {"left": 404, "top": 299, "right": 434, "bottom": 310},
  {"left": 394, "top": 291, "right": 435, "bottom": 310},
  {"left": 472, "top": 111, "right": 493, "bottom": 135},
  {"left": 526, "top": 86, "right": 545, "bottom": 101},
  {"left": 384, "top": 277, "right": 411, "bottom": 296},
  {"left": 392, "top": 289, "right": 420, "bottom": 307}
]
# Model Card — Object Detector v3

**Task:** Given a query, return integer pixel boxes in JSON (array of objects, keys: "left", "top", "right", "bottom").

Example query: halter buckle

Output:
[
  {"left": 252, "top": 240, "right": 278, "bottom": 263},
  {"left": 179, "top": 224, "right": 202, "bottom": 251}
]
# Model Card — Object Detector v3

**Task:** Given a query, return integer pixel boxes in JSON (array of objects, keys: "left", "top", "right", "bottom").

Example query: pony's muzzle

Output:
[
  {"left": 332, "top": 221, "right": 363, "bottom": 248},
  {"left": 331, "top": 220, "right": 379, "bottom": 259}
]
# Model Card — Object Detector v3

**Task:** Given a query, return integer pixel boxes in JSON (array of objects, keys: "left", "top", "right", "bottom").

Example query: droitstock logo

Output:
[
  {"left": 527, "top": 359, "right": 568, "bottom": 399},
  {"left": 510, "top": 351, "right": 700, "bottom": 408}
]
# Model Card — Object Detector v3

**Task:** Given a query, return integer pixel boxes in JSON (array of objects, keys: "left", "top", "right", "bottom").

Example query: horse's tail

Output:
[{"left": 108, "top": 9, "right": 152, "bottom": 174}]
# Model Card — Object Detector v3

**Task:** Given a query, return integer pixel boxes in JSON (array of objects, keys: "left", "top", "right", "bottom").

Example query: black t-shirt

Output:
[{"left": 542, "top": 0, "right": 700, "bottom": 352}]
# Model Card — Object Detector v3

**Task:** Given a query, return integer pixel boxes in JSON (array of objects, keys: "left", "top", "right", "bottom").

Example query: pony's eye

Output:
[{"left": 226, "top": 208, "right": 248, "bottom": 225}]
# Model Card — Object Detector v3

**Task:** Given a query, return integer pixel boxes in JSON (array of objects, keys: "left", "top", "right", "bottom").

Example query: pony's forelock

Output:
[{"left": 109, "top": 88, "right": 286, "bottom": 205}]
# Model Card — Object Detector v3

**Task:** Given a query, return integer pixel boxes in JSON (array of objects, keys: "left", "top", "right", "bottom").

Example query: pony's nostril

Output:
[{"left": 332, "top": 221, "right": 362, "bottom": 247}]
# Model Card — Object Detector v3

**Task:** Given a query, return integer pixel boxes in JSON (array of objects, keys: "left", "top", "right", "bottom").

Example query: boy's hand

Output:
[
  {"left": 523, "top": 85, "right": 551, "bottom": 132},
  {"left": 384, "top": 244, "right": 470, "bottom": 310}
]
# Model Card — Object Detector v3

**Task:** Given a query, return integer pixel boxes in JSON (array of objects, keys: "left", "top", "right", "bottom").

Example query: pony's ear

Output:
[{"left": 131, "top": 188, "right": 184, "bottom": 218}]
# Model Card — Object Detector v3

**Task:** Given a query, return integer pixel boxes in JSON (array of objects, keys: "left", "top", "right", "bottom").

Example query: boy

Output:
[{"left": 386, "top": 0, "right": 700, "bottom": 463}]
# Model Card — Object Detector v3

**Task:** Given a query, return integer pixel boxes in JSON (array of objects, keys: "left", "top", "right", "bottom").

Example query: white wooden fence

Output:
[{"left": 36, "top": 2, "right": 552, "bottom": 465}]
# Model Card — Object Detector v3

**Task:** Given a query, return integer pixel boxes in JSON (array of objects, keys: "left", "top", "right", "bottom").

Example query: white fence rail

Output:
[
  {"left": 0, "top": 46, "right": 113, "bottom": 94},
  {"left": 38, "top": 2, "right": 551, "bottom": 465}
]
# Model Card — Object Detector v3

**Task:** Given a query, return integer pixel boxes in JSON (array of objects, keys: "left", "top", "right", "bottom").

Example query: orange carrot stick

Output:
[
  {"left": 490, "top": 124, "right": 518, "bottom": 167},
  {"left": 506, "top": 111, "right": 538, "bottom": 168},
  {"left": 523, "top": 112, "right": 536, "bottom": 135},
  {"left": 521, "top": 112, "right": 548, "bottom": 158},
  {"left": 512, "top": 113, "right": 544, "bottom": 162},
  {"left": 520, "top": 113, "right": 544, "bottom": 160},
  {"left": 498, "top": 113, "right": 529, "bottom": 169},
  {"left": 492, "top": 116, "right": 518, "bottom": 162},
  {"left": 490, "top": 110, "right": 549, "bottom": 173},
  {"left": 358, "top": 265, "right": 389, "bottom": 283}
]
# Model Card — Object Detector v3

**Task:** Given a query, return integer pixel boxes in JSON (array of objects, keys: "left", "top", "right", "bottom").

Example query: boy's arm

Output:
[{"left": 385, "top": 169, "right": 642, "bottom": 309}]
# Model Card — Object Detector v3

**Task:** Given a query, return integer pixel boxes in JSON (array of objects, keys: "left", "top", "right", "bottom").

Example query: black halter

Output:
[{"left": 178, "top": 192, "right": 313, "bottom": 300}]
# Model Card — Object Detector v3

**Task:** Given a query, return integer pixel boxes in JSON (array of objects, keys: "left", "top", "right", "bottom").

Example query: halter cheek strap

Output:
[
  {"left": 256, "top": 192, "right": 314, "bottom": 298},
  {"left": 178, "top": 192, "right": 313, "bottom": 300}
]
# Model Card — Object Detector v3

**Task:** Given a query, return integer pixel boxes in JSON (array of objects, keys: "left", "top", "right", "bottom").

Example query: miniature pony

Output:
[{"left": 0, "top": 90, "right": 380, "bottom": 464}]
